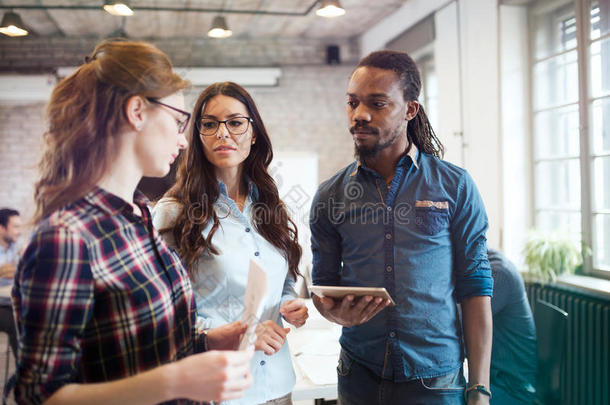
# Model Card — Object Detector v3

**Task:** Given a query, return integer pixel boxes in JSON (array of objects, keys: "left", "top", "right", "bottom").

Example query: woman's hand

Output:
[
  {"left": 170, "top": 350, "right": 253, "bottom": 402},
  {"left": 254, "top": 320, "right": 290, "bottom": 355},
  {"left": 205, "top": 321, "right": 248, "bottom": 350},
  {"left": 280, "top": 298, "right": 309, "bottom": 327}
]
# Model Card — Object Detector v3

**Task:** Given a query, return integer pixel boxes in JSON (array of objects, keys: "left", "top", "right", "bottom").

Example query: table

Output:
[{"left": 286, "top": 299, "right": 339, "bottom": 404}]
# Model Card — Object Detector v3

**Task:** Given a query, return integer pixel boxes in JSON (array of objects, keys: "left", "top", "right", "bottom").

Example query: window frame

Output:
[{"left": 528, "top": 0, "right": 610, "bottom": 279}]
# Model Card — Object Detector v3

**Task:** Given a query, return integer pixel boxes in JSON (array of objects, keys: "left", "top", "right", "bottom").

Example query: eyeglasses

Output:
[
  {"left": 196, "top": 116, "right": 254, "bottom": 137},
  {"left": 147, "top": 98, "right": 191, "bottom": 134}
]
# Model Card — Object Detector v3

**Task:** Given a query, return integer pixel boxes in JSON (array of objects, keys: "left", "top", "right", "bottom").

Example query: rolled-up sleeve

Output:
[
  {"left": 310, "top": 187, "right": 342, "bottom": 286},
  {"left": 450, "top": 172, "right": 493, "bottom": 301},
  {"left": 280, "top": 272, "right": 298, "bottom": 304},
  {"left": 12, "top": 226, "right": 95, "bottom": 405}
]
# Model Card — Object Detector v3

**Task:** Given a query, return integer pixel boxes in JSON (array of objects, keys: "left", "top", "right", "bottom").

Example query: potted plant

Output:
[{"left": 523, "top": 230, "right": 589, "bottom": 282}]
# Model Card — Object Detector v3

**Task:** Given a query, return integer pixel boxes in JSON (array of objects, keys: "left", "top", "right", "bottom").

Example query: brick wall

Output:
[
  {"left": 0, "top": 65, "right": 356, "bottom": 230},
  {"left": 0, "top": 103, "right": 45, "bottom": 223},
  {"left": 234, "top": 65, "right": 355, "bottom": 182}
]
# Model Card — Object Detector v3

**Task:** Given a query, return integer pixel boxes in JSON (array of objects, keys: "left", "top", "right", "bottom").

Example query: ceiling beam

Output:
[
  {"left": 0, "top": 1, "right": 320, "bottom": 16},
  {"left": 36, "top": 0, "right": 66, "bottom": 37}
]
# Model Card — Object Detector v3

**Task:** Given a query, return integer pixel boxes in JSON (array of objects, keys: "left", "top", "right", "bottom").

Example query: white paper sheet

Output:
[
  {"left": 296, "top": 354, "right": 339, "bottom": 385},
  {"left": 293, "top": 331, "right": 341, "bottom": 385},
  {"left": 295, "top": 332, "right": 341, "bottom": 357},
  {"left": 238, "top": 260, "right": 268, "bottom": 351}
]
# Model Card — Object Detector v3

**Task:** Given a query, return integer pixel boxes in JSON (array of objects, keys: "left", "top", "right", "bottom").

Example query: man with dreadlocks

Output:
[{"left": 309, "top": 50, "right": 493, "bottom": 405}]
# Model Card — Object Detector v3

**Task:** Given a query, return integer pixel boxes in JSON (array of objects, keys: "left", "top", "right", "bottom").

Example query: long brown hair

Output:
[
  {"left": 356, "top": 50, "right": 444, "bottom": 158},
  {"left": 34, "top": 39, "right": 189, "bottom": 222},
  {"left": 164, "top": 82, "right": 302, "bottom": 280}
]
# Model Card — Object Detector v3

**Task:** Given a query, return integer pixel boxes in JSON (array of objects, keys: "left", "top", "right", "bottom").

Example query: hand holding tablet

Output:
[{"left": 309, "top": 285, "right": 396, "bottom": 306}]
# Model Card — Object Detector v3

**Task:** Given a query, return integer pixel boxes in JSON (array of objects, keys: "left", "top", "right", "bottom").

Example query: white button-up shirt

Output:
[{"left": 152, "top": 181, "right": 297, "bottom": 404}]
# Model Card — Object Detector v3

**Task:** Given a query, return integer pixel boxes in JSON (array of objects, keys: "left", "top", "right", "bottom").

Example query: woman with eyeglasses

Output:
[
  {"left": 11, "top": 41, "right": 253, "bottom": 405},
  {"left": 152, "top": 82, "right": 308, "bottom": 405}
]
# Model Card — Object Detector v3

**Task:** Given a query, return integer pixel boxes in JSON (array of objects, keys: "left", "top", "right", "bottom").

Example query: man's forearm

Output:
[{"left": 461, "top": 295, "right": 492, "bottom": 388}]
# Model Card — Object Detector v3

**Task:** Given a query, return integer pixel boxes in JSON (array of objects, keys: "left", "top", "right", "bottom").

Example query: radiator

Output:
[{"left": 525, "top": 282, "right": 610, "bottom": 405}]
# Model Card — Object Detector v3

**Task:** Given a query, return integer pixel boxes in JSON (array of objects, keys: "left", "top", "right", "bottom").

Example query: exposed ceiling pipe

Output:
[
  {"left": 37, "top": 0, "right": 66, "bottom": 37},
  {"left": 0, "top": 1, "right": 321, "bottom": 17}
]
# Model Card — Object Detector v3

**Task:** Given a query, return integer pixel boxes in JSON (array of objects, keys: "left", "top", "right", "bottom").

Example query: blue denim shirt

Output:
[
  {"left": 310, "top": 146, "right": 493, "bottom": 382},
  {"left": 488, "top": 248, "right": 536, "bottom": 401}
]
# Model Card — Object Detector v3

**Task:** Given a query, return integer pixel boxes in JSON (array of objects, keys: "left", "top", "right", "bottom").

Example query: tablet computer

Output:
[{"left": 309, "top": 285, "right": 396, "bottom": 306}]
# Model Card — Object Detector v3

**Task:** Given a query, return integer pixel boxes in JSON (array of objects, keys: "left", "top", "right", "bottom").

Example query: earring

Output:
[{"left": 135, "top": 124, "right": 142, "bottom": 131}]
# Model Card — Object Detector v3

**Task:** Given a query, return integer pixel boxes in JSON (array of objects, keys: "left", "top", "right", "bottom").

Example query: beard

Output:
[{"left": 352, "top": 125, "right": 404, "bottom": 161}]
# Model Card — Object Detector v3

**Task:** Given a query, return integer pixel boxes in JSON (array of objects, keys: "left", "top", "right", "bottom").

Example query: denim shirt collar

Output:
[
  {"left": 350, "top": 142, "right": 419, "bottom": 178},
  {"left": 217, "top": 177, "right": 259, "bottom": 202}
]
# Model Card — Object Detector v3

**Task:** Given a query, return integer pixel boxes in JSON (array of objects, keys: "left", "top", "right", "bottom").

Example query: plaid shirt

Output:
[{"left": 12, "top": 187, "right": 205, "bottom": 404}]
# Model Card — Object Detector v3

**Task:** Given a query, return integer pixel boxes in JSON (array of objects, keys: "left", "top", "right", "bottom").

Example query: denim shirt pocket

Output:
[{"left": 414, "top": 200, "right": 449, "bottom": 235}]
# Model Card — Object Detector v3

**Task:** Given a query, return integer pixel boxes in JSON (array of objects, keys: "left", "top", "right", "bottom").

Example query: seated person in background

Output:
[
  {"left": 488, "top": 248, "right": 537, "bottom": 405},
  {"left": 0, "top": 208, "right": 22, "bottom": 279},
  {"left": 153, "top": 81, "right": 308, "bottom": 405}
]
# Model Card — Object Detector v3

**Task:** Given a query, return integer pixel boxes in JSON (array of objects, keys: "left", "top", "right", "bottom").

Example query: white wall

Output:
[
  {"left": 500, "top": 4, "right": 532, "bottom": 266},
  {"left": 269, "top": 152, "right": 318, "bottom": 291},
  {"left": 457, "top": 0, "right": 502, "bottom": 249},
  {"left": 435, "top": 2, "right": 464, "bottom": 167}
]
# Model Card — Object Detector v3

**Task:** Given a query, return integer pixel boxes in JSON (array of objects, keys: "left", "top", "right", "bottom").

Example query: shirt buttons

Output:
[
  {"left": 385, "top": 233, "right": 392, "bottom": 240},
  {"left": 260, "top": 360, "right": 266, "bottom": 366},
  {"left": 254, "top": 251, "right": 260, "bottom": 256},
  {"left": 245, "top": 227, "right": 251, "bottom": 232},
  {"left": 390, "top": 331, "right": 396, "bottom": 338},
  {"left": 386, "top": 266, "right": 392, "bottom": 272}
]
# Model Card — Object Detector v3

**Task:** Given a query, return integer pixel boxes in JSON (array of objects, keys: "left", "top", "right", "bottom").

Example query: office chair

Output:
[
  {"left": 534, "top": 299, "right": 568, "bottom": 405},
  {"left": 0, "top": 302, "right": 17, "bottom": 405}
]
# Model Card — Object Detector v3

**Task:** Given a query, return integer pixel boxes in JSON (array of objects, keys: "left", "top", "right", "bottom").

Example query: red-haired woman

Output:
[
  {"left": 12, "top": 40, "right": 252, "bottom": 405},
  {"left": 153, "top": 82, "right": 308, "bottom": 405}
]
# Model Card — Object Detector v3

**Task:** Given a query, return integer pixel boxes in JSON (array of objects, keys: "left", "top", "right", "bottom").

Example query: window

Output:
[
  {"left": 589, "top": 0, "right": 610, "bottom": 274},
  {"left": 530, "top": 0, "right": 610, "bottom": 277},
  {"left": 531, "top": 0, "right": 581, "bottom": 237}
]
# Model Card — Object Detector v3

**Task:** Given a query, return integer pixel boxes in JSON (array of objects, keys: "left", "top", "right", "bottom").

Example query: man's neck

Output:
[
  {"left": 365, "top": 139, "right": 411, "bottom": 186},
  {"left": 0, "top": 236, "right": 10, "bottom": 251}
]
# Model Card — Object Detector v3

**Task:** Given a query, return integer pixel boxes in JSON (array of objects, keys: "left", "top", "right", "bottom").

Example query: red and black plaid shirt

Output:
[{"left": 12, "top": 187, "right": 205, "bottom": 404}]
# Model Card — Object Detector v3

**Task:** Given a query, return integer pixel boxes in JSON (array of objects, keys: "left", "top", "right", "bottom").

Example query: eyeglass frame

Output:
[
  {"left": 196, "top": 116, "right": 255, "bottom": 137},
  {"left": 146, "top": 98, "right": 191, "bottom": 134}
]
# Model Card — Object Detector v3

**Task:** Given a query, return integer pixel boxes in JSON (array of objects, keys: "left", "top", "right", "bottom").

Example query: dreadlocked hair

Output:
[{"left": 356, "top": 50, "right": 444, "bottom": 159}]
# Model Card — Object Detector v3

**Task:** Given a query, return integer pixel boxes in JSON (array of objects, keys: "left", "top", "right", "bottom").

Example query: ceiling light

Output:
[
  {"left": 104, "top": 1, "right": 134, "bottom": 17},
  {"left": 208, "top": 15, "right": 232, "bottom": 38},
  {"left": 0, "top": 11, "right": 29, "bottom": 37},
  {"left": 316, "top": 0, "right": 346, "bottom": 18}
]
